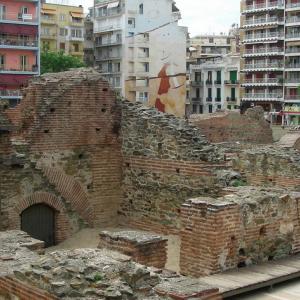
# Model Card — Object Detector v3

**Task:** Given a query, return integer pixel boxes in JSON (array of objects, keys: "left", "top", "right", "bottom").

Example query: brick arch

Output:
[{"left": 12, "top": 191, "right": 71, "bottom": 243}]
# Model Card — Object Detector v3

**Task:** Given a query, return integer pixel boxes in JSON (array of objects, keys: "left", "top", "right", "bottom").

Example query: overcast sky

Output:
[{"left": 55, "top": 0, "right": 240, "bottom": 37}]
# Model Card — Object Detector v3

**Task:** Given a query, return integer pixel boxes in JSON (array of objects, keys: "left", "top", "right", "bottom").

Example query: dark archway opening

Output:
[{"left": 21, "top": 204, "right": 55, "bottom": 247}]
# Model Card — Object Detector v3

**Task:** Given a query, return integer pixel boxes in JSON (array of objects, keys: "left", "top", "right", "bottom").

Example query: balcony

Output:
[
  {"left": 94, "top": 24, "right": 122, "bottom": 34},
  {"left": 192, "top": 97, "right": 202, "bottom": 102},
  {"left": 206, "top": 97, "right": 212, "bottom": 102},
  {"left": 242, "top": 61, "right": 284, "bottom": 71},
  {"left": 0, "top": 65, "right": 38, "bottom": 75},
  {"left": 206, "top": 80, "right": 212, "bottom": 85},
  {"left": 241, "top": 78, "right": 283, "bottom": 86},
  {"left": 0, "top": 89, "right": 22, "bottom": 99},
  {"left": 286, "top": 2, "right": 300, "bottom": 11},
  {"left": 70, "top": 36, "right": 84, "bottom": 42},
  {"left": 243, "top": 47, "right": 284, "bottom": 57},
  {"left": 224, "top": 80, "right": 239, "bottom": 85},
  {"left": 95, "top": 38, "right": 122, "bottom": 47},
  {"left": 95, "top": 8, "right": 122, "bottom": 19},
  {"left": 0, "top": 13, "right": 39, "bottom": 25},
  {"left": 242, "top": 16, "right": 284, "bottom": 27},
  {"left": 243, "top": 32, "right": 284, "bottom": 43},
  {"left": 41, "top": 32, "right": 57, "bottom": 40},
  {"left": 286, "top": 16, "right": 300, "bottom": 26},
  {"left": 242, "top": 1, "right": 284, "bottom": 14},
  {"left": 285, "top": 78, "right": 300, "bottom": 86},
  {"left": 242, "top": 93, "right": 283, "bottom": 102},
  {"left": 96, "top": 54, "right": 122, "bottom": 61},
  {"left": 191, "top": 81, "right": 204, "bottom": 87},
  {"left": 285, "top": 63, "right": 300, "bottom": 70},
  {"left": 215, "top": 97, "right": 222, "bottom": 102},
  {"left": 286, "top": 32, "right": 300, "bottom": 41},
  {"left": 226, "top": 97, "right": 237, "bottom": 102},
  {"left": 285, "top": 95, "right": 300, "bottom": 103},
  {"left": 214, "top": 80, "right": 222, "bottom": 85},
  {"left": 0, "top": 37, "right": 38, "bottom": 49},
  {"left": 41, "top": 16, "right": 56, "bottom": 25}
]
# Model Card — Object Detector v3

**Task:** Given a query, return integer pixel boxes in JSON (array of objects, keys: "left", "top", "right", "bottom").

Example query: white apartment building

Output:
[
  {"left": 92, "top": 0, "right": 187, "bottom": 117},
  {"left": 189, "top": 55, "right": 240, "bottom": 115}
]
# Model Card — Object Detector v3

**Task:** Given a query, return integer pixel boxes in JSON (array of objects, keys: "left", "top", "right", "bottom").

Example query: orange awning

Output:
[
  {"left": 41, "top": 9, "right": 56, "bottom": 15},
  {"left": 70, "top": 12, "right": 84, "bottom": 18}
]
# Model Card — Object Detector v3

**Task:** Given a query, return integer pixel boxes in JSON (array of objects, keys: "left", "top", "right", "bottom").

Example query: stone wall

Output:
[
  {"left": 231, "top": 145, "right": 300, "bottom": 190},
  {"left": 189, "top": 107, "right": 273, "bottom": 144},
  {"left": 180, "top": 187, "right": 300, "bottom": 277},
  {"left": 0, "top": 69, "right": 123, "bottom": 238},
  {"left": 119, "top": 101, "right": 228, "bottom": 234}
]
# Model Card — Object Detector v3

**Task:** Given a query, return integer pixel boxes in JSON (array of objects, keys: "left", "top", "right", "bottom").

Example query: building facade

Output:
[
  {"left": 92, "top": 0, "right": 187, "bottom": 117},
  {"left": 0, "top": 0, "right": 40, "bottom": 106},
  {"left": 41, "top": 3, "right": 84, "bottom": 60},
  {"left": 240, "top": 0, "right": 300, "bottom": 125},
  {"left": 189, "top": 54, "right": 240, "bottom": 115}
]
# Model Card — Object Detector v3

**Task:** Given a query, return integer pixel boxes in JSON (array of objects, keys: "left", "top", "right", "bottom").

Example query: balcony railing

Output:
[
  {"left": 286, "top": 63, "right": 300, "bottom": 69},
  {"left": 243, "top": 1, "right": 284, "bottom": 12},
  {"left": 285, "top": 95, "right": 300, "bottom": 100},
  {"left": 243, "top": 93, "right": 283, "bottom": 99},
  {"left": 286, "top": 2, "right": 300, "bottom": 9},
  {"left": 244, "top": 32, "right": 284, "bottom": 41},
  {"left": 192, "top": 97, "right": 202, "bottom": 102},
  {"left": 286, "top": 17, "right": 300, "bottom": 24},
  {"left": 286, "top": 47, "right": 300, "bottom": 54},
  {"left": 224, "top": 80, "right": 239, "bottom": 84},
  {"left": 0, "top": 37, "right": 38, "bottom": 48},
  {"left": 244, "top": 16, "right": 283, "bottom": 26},
  {"left": 0, "top": 13, "right": 38, "bottom": 23},
  {"left": 206, "top": 80, "right": 212, "bottom": 85},
  {"left": 286, "top": 32, "right": 300, "bottom": 39},
  {"left": 243, "top": 78, "right": 282, "bottom": 84},
  {"left": 206, "top": 97, "right": 212, "bottom": 102},
  {"left": 215, "top": 97, "right": 222, "bottom": 102},
  {"left": 95, "top": 38, "right": 122, "bottom": 47},
  {"left": 0, "top": 90, "right": 22, "bottom": 97},
  {"left": 244, "top": 47, "right": 284, "bottom": 55},
  {"left": 96, "top": 54, "right": 122, "bottom": 61},
  {"left": 214, "top": 80, "right": 222, "bottom": 85},
  {"left": 95, "top": 8, "right": 122, "bottom": 18},
  {"left": 243, "top": 62, "right": 284, "bottom": 69},
  {"left": 0, "top": 65, "right": 38, "bottom": 73},
  {"left": 191, "top": 81, "right": 204, "bottom": 86},
  {"left": 226, "top": 97, "right": 237, "bottom": 102},
  {"left": 285, "top": 78, "right": 300, "bottom": 83}
]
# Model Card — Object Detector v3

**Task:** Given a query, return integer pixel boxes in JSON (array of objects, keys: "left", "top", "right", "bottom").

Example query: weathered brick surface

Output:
[
  {"left": 180, "top": 188, "right": 300, "bottom": 277},
  {"left": 98, "top": 230, "right": 168, "bottom": 268},
  {"left": 0, "top": 69, "right": 122, "bottom": 237},
  {"left": 190, "top": 107, "right": 273, "bottom": 144}
]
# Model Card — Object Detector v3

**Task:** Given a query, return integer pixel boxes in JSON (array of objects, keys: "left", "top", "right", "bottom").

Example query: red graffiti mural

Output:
[{"left": 155, "top": 64, "right": 171, "bottom": 113}]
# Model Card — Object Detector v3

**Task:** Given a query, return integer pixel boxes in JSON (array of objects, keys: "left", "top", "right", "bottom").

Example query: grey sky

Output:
[{"left": 58, "top": 0, "right": 240, "bottom": 37}]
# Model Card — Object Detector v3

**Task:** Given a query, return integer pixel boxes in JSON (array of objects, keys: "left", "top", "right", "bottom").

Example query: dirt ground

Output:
[{"left": 48, "top": 228, "right": 181, "bottom": 273}]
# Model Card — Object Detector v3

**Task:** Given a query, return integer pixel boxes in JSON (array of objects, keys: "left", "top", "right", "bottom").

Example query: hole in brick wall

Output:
[
  {"left": 259, "top": 226, "right": 267, "bottom": 236},
  {"left": 11, "top": 163, "right": 24, "bottom": 169},
  {"left": 44, "top": 129, "right": 50, "bottom": 134},
  {"left": 112, "top": 122, "right": 121, "bottom": 135},
  {"left": 102, "top": 88, "right": 108, "bottom": 92},
  {"left": 268, "top": 256, "right": 274, "bottom": 261},
  {"left": 87, "top": 184, "right": 92, "bottom": 190},
  {"left": 158, "top": 142, "right": 162, "bottom": 151},
  {"left": 68, "top": 101, "right": 71, "bottom": 106},
  {"left": 268, "top": 178, "right": 273, "bottom": 182},
  {"left": 50, "top": 108, "right": 55, "bottom": 113},
  {"left": 101, "top": 108, "right": 107, "bottom": 113},
  {"left": 3, "top": 104, "right": 8, "bottom": 110},
  {"left": 231, "top": 236, "right": 236, "bottom": 242},
  {"left": 95, "top": 128, "right": 101, "bottom": 132},
  {"left": 238, "top": 261, "right": 246, "bottom": 268},
  {"left": 126, "top": 163, "right": 130, "bottom": 167},
  {"left": 176, "top": 168, "right": 180, "bottom": 174},
  {"left": 177, "top": 208, "right": 181, "bottom": 214},
  {"left": 78, "top": 153, "right": 84, "bottom": 159},
  {"left": 239, "top": 248, "right": 245, "bottom": 256}
]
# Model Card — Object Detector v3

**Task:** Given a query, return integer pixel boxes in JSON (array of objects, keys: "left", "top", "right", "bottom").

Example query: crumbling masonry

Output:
[{"left": 1, "top": 69, "right": 300, "bottom": 297}]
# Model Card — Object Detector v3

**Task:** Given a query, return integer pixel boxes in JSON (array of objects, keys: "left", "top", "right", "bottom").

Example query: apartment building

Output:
[
  {"left": 0, "top": 0, "right": 40, "bottom": 106},
  {"left": 84, "top": 13, "right": 94, "bottom": 67},
  {"left": 240, "top": 0, "right": 300, "bottom": 125},
  {"left": 92, "top": 0, "right": 187, "bottom": 117},
  {"left": 189, "top": 54, "right": 240, "bottom": 115},
  {"left": 41, "top": 2, "right": 84, "bottom": 59}
]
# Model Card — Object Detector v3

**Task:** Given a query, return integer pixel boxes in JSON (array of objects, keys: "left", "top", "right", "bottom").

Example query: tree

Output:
[{"left": 41, "top": 51, "right": 85, "bottom": 74}]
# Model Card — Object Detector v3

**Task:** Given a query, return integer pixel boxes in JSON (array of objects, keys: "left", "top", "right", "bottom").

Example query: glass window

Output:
[{"left": 139, "top": 4, "right": 143, "bottom": 14}]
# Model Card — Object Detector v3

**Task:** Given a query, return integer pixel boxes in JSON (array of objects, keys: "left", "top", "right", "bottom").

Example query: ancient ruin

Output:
[{"left": 1, "top": 69, "right": 300, "bottom": 299}]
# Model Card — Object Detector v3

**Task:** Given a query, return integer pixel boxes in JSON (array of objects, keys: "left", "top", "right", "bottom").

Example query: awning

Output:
[
  {"left": 107, "top": 1, "right": 119, "bottom": 9},
  {"left": 41, "top": 9, "right": 56, "bottom": 15},
  {"left": 0, "top": 24, "right": 37, "bottom": 35},
  {"left": 0, "top": 74, "right": 31, "bottom": 87},
  {"left": 70, "top": 12, "right": 84, "bottom": 18}
]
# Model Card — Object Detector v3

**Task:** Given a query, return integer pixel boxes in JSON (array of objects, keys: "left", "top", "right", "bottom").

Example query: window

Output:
[
  {"left": 208, "top": 88, "right": 212, "bottom": 99},
  {"left": 227, "top": 38, "right": 231, "bottom": 44},
  {"left": 0, "top": 5, "right": 6, "bottom": 19},
  {"left": 128, "top": 18, "right": 135, "bottom": 28},
  {"left": 60, "top": 28, "right": 68, "bottom": 36},
  {"left": 231, "top": 88, "right": 236, "bottom": 100},
  {"left": 115, "top": 62, "right": 121, "bottom": 72},
  {"left": 139, "top": 3, "right": 144, "bottom": 14},
  {"left": 73, "top": 43, "right": 79, "bottom": 52},
  {"left": 192, "top": 104, "right": 198, "bottom": 114},
  {"left": 115, "top": 77, "right": 121, "bottom": 87},
  {"left": 216, "top": 88, "right": 221, "bottom": 101},
  {"left": 144, "top": 62, "right": 149, "bottom": 72},
  {"left": 139, "top": 92, "right": 148, "bottom": 102},
  {"left": 195, "top": 72, "right": 201, "bottom": 82},
  {"left": 196, "top": 88, "right": 200, "bottom": 98},
  {"left": 72, "top": 17, "right": 82, "bottom": 24},
  {"left": 209, "top": 104, "right": 213, "bottom": 113},
  {"left": 42, "top": 41, "right": 50, "bottom": 51},
  {"left": 216, "top": 70, "right": 222, "bottom": 83},
  {"left": 60, "top": 43, "right": 65, "bottom": 51},
  {"left": 217, "top": 105, "right": 222, "bottom": 110},
  {"left": 42, "top": 27, "right": 51, "bottom": 35},
  {"left": 20, "top": 6, "right": 28, "bottom": 14},
  {"left": 60, "top": 14, "right": 65, "bottom": 21},
  {"left": 97, "top": 6, "right": 107, "bottom": 17},
  {"left": 230, "top": 70, "right": 237, "bottom": 83},
  {"left": 209, "top": 37, "right": 214, "bottom": 43},
  {"left": 207, "top": 71, "right": 212, "bottom": 83},
  {"left": 71, "top": 29, "right": 82, "bottom": 38},
  {"left": 200, "top": 105, "right": 203, "bottom": 114},
  {"left": 0, "top": 54, "right": 5, "bottom": 68},
  {"left": 20, "top": 55, "right": 28, "bottom": 71}
]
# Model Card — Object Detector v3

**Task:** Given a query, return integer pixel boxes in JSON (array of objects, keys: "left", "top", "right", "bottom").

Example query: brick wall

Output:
[
  {"left": 180, "top": 188, "right": 300, "bottom": 277},
  {"left": 189, "top": 107, "right": 273, "bottom": 144},
  {"left": 119, "top": 101, "right": 227, "bottom": 234},
  {"left": 0, "top": 69, "right": 122, "bottom": 239}
]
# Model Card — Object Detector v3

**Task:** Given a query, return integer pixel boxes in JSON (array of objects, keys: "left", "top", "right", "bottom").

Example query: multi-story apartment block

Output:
[
  {"left": 189, "top": 54, "right": 240, "bottom": 115},
  {"left": 92, "top": 0, "right": 187, "bottom": 117},
  {"left": 0, "top": 0, "right": 40, "bottom": 106},
  {"left": 84, "top": 13, "right": 94, "bottom": 67},
  {"left": 41, "top": 2, "right": 84, "bottom": 60},
  {"left": 240, "top": 0, "right": 300, "bottom": 125}
]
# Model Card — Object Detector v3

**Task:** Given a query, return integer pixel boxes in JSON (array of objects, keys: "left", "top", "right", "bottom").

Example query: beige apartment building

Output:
[{"left": 240, "top": 0, "right": 300, "bottom": 125}]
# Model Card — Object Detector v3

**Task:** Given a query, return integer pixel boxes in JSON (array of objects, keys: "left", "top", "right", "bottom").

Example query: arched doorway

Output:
[{"left": 21, "top": 204, "right": 55, "bottom": 247}]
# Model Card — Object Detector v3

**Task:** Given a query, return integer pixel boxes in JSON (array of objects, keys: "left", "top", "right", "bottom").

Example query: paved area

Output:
[{"left": 235, "top": 280, "right": 300, "bottom": 299}]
